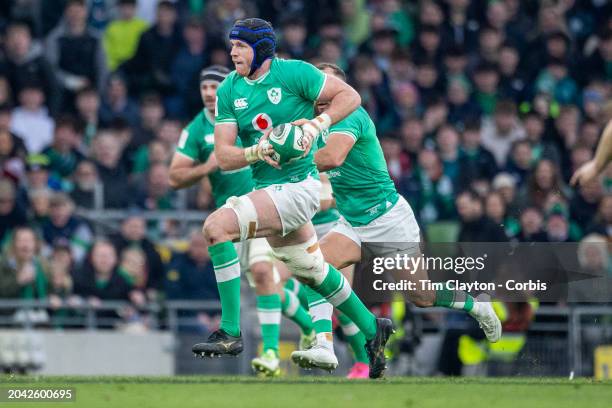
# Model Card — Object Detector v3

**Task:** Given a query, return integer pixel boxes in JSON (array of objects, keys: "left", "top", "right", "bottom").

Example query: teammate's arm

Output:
[
  {"left": 294, "top": 76, "right": 360, "bottom": 153},
  {"left": 317, "top": 75, "right": 361, "bottom": 125},
  {"left": 168, "top": 153, "right": 217, "bottom": 189},
  {"left": 315, "top": 133, "right": 355, "bottom": 171},
  {"left": 571, "top": 119, "right": 612, "bottom": 186}
]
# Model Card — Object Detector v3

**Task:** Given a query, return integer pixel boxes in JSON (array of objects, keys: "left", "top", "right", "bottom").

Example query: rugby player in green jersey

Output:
[
  {"left": 290, "top": 63, "right": 502, "bottom": 373},
  {"left": 169, "top": 66, "right": 315, "bottom": 376},
  {"left": 191, "top": 18, "right": 394, "bottom": 379}
]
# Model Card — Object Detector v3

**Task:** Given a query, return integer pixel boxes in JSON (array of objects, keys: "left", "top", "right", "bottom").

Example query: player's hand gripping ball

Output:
[{"left": 268, "top": 123, "right": 308, "bottom": 165}]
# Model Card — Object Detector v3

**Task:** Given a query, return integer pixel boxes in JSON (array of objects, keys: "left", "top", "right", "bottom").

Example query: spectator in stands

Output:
[
  {"left": 498, "top": 43, "right": 527, "bottom": 102},
  {"left": 118, "top": 246, "right": 157, "bottom": 306},
  {"left": 0, "top": 127, "right": 27, "bottom": 181},
  {"left": 457, "top": 120, "right": 498, "bottom": 191},
  {"left": 135, "top": 163, "right": 175, "bottom": 210},
  {"left": 519, "top": 158, "right": 569, "bottom": 210},
  {"left": 0, "top": 226, "right": 49, "bottom": 299},
  {"left": 481, "top": 100, "right": 526, "bottom": 167},
  {"left": 40, "top": 192, "right": 93, "bottom": 264},
  {"left": 123, "top": 1, "right": 182, "bottom": 96},
  {"left": 543, "top": 206, "right": 573, "bottom": 243},
  {"left": 45, "top": 0, "right": 108, "bottom": 109},
  {"left": 90, "top": 130, "right": 131, "bottom": 208},
  {"left": 28, "top": 187, "right": 51, "bottom": 226},
  {"left": 165, "top": 229, "right": 219, "bottom": 332},
  {"left": 436, "top": 124, "right": 461, "bottom": 186},
  {"left": 0, "top": 21, "right": 60, "bottom": 115},
  {"left": 98, "top": 73, "right": 139, "bottom": 127},
  {"left": 588, "top": 195, "right": 612, "bottom": 239},
  {"left": 504, "top": 140, "right": 533, "bottom": 188},
  {"left": 278, "top": 16, "right": 308, "bottom": 59},
  {"left": 456, "top": 189, "right": 508, "bottom": 242},
  {"left": 131, "top": 118, "right": 180, "bottom": 175},
  {"left": 514, "top": 206, "right": 546, "bottom": 242},
  {"left": 471, "top": 62, "right": 500, "bottom": 117},
  {"left": 41, "top": 115, "right": 84, "bottom": 179},
  {"left": 0, "top": 179, "right": 27, "bottom": 245},
  {"left": 47, "top": 242, "right": 76, "bottom": 310},
  {"left": 535, "top": 57, "right": 579, "bottom": 105},
  {"left": 523, "top": 112, "right": 559, "bottom": 163},
  {"left": 204, "top": 0, "right": 258, "bottom": 40},
  {"left": 131, "top": 93, "right": 164, "bottom": 149},
  {"left": 74, "top": 87, "right": 100, "bottom": 149},
  {"left": 485, "top": 190, "right": 519, "bottom": 237},
  {"left": 167, "top": 18, "right": 209, "bottom": 119},
  {"left": 578, "top": 28, "right": 611, "bottom": 85},
  {"left": 446, "top": 75, "right": 481, "bottom": 127},
  {"left": 103, "top": 0, "right": 148, "bottom": 72},
  {"left": 380, "top": 137, "right": 409, "bottom": 184},
  {"left": 9, "top": 84, "right": 55, "bottom": 154},
  {"left": 570, "top": 179, "right": 604, "bottom": 232},
  {"left": 0, "top": 76, "right": 13, "bottom": 106},
  {"left": 109, "top": 213, "right": 164, "bottom": 293},
  {"left": 23, "top": 154, "right": 62, "bottom": 192},
  {"left": 400, "top": 149, "right": 455, "bottom": 225},
  {"left": 69, "top": 160, "right": 99, "bottom": 209},
  {"left": 73, "top": 240, "right": 131, "bottom": 306},
  {"left": 400, "top": 117, "right": 425, "bottom": 167}
]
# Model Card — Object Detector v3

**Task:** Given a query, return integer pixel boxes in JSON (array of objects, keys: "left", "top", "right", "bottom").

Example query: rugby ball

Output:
[{"left": 268, "top": 123, "right": 307, "bottom": 165}]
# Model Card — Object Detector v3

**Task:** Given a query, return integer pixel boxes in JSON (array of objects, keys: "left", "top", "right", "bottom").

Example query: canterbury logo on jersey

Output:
[{"left": 234, "top": 98, "right": 248, "bottom": 109}]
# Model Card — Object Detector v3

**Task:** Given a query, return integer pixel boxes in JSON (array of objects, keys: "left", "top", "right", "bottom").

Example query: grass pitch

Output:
[{"left": 0, "top": 376, "right": 610, "bottom": 408}]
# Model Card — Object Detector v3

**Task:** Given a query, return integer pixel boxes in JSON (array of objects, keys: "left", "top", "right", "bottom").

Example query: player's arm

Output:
[
  {"left": 571, "top": 119, "right": 612, "bottom": 186},
  {"left": 317, "top": 75, "right": 361, "bottom": 125},
  {"left": 168, "top": 153, "right": 217, "bottom": 190},
  {"left": 295, "top": 76, "right": 360, "bottom": 153},
  {"left": 315, "top": 132, "right": 355, "bottom": 171},
  {"left": 214, "top": 123, "right": 277, "bottom": 170}
]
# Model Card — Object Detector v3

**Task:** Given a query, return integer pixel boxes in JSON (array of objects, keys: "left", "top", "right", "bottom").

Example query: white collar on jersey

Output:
[{"left": 243, "top": 69, "right": 271, "bottom": 85}]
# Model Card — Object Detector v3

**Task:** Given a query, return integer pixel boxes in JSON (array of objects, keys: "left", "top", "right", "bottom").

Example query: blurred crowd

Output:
[{"left": 0, "top": 0, "right": 611, "bottom": 318}]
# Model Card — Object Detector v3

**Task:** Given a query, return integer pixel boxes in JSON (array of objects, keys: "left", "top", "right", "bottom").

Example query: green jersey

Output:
[
  {"left": 215, "top": 58, "right": 325, "bottom": 188},
  {"left": 319, "top": 106, "right": 399, "bottom": 227},
  {"left": 176, "top": 109, "right": 254, "bottom": 208}
]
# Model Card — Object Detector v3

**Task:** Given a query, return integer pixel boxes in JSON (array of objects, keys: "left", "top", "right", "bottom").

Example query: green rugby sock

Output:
[
  {"left": 313, "top": 264, "right": 377, "bottom": 340},
  {"left": 434, "top": 288, "right": 475, "bottom": 312},
  {"left": 257, "top": 294, "right": 281, "bottom": 354},
  {"left": 285, "top": 278, "right": 309, "bottom": 310},
  {"left": 281, "top": 288, "right": 313, "bottom": 334},
  {"left": 338, "top": 312, "right": 369, "bottom": 364},
  {"left": 305, "top": 286, "right": 333, "bottom": 335},
  {"left": 209, "top": 241, "right": 241, "bottom": 337}
]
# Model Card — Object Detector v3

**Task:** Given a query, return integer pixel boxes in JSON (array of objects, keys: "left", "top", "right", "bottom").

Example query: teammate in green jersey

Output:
[
  {"left": 191, "top": 18, "right": 394, "bottom": 379},
  {"left": 290, "top": 63, "right": 502, "bottom": 374},
  {"left": 169, "top": 65, "right": 315, "bottom": 376}
]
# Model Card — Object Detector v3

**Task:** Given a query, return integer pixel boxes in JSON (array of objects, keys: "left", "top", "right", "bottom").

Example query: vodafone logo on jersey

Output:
[{"left": 252, "top": 113, "right": 273, "bottom": 132}]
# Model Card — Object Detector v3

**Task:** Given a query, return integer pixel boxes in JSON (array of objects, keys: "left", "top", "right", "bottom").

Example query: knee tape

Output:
[
  {"left": 248, "top": 238, "right": 273, "bottom": 266},
  {"left": 225, "top": 195, "right": 258, "bottom": 241},
  {"left": 272, "top": 235, "right": 326, "bottom": 283}
]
